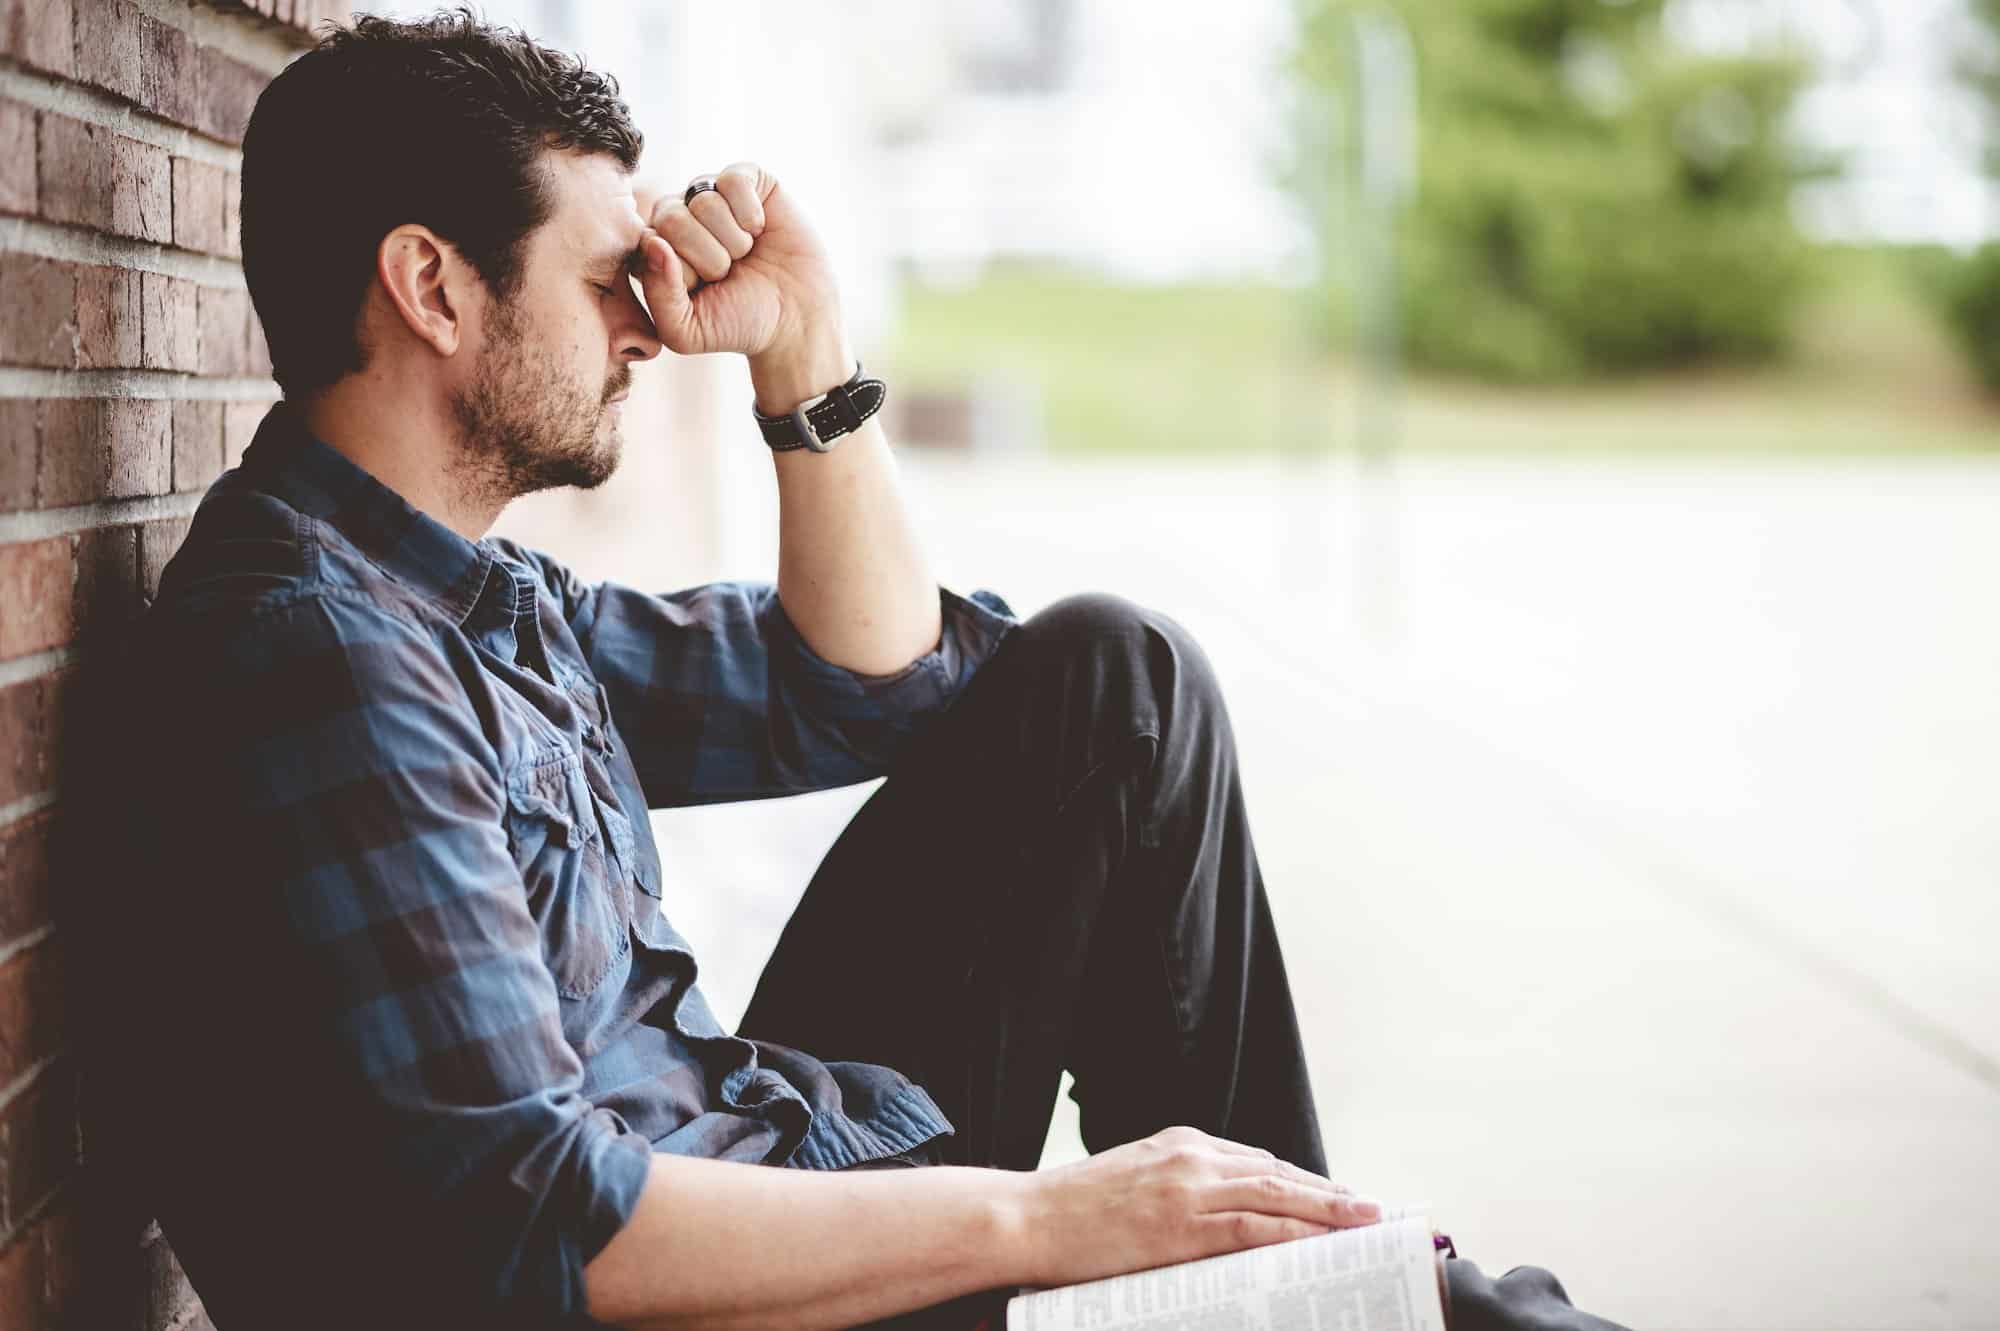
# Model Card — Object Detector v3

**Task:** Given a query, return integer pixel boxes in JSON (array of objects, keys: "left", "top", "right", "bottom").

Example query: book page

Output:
[{"left": 1007, "top": 1216, "right": 1444, "bottom": 1331}]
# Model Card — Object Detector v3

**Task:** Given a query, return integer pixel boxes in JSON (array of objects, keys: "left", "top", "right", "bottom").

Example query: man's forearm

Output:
[
  {"left": 753, "top": 337, "right": 943, "bottom": 678},
  {"left": 583, "top": 1152, "right": 1033, "bottom": 1331}
]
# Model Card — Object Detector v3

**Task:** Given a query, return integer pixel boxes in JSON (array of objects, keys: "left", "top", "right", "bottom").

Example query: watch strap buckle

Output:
[
  {"left": 754, "top": 361, "right": 885, "bottom": 453},
  {"left": 789, "top": 403, "right": 831, "bottom": 452}
]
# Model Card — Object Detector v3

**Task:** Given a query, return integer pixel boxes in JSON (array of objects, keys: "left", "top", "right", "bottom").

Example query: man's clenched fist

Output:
[{"left": 633, "top": 161, "right": 843, "bottom": 375}]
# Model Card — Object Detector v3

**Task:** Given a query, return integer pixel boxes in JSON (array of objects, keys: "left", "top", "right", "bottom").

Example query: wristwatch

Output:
[{"left": 752, "top": 361, "right": 886, "bottom": 453}]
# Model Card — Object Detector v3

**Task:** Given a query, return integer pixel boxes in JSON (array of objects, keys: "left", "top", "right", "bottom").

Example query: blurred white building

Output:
[{"left": 856, "top": 0, "right": 1311, "bottom": 285}]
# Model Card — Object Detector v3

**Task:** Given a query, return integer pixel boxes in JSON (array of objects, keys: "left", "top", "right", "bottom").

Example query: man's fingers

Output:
[
  {"left": 687, "top": 189, "right": 754, "bottom": 260},
  {"left": 1196, "top": 1212, "right": 1335, "bottom": 1253},
  {"left": 714, "top": 161, "right": 769, "bottom": 235},
  {"left": 654, "top": 203, "right": 733, "bottom": 283},
  {"left": 636, "top": 231, "right": 702, "bottom": 343},
  {"left": 1200, "top": 1175, "right": 1381, "bottom": 1228}
]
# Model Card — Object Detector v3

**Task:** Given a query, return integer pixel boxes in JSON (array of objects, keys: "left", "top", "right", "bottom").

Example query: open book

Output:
[{"left": 1005, "top": 1215, "right": 1445, "bottom": 1331}]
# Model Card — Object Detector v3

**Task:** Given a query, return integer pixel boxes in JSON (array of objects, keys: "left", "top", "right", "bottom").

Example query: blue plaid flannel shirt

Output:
[{"left": 105, "top": 402, "right": 1018, "bottom": 1327}]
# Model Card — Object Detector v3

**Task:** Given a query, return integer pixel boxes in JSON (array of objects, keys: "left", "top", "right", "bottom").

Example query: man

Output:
[{"left": 90, "top": 11, "right": 1625, "bottom": 1331}]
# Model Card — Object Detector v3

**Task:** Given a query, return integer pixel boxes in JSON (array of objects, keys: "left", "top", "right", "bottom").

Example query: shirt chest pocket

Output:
[{"left": 502, "top": 751, "right": 632, "bottom": 999}]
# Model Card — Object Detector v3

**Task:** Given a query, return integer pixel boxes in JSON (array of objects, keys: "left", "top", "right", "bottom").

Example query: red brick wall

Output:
[{"left": 0, "top": 2, "right": 345, "bottom": 1326}]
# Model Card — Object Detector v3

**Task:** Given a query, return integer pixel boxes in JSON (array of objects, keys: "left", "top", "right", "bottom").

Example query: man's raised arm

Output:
[{"left": 633, "top": 162, "right": 941, "bottom": 678}]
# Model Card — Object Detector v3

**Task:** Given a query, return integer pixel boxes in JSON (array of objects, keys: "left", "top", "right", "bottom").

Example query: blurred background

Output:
[{"left": 382, "top": 2, "right": 1998, "bottom": 1325}]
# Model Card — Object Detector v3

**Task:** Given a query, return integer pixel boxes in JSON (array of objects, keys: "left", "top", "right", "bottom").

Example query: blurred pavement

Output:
[{"left": 652, "top": 452, "right": 2000, "bottom": 1331}]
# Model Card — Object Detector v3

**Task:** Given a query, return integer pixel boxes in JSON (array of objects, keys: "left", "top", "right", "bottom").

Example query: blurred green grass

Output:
[{"left": 878, "top": 253, "right": 2000, "bottom": 457}]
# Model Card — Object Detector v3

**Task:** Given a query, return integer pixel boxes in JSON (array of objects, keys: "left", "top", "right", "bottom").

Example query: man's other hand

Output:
[
  {"left": 1012, "top": 1125, "right": 1383, "bottom": 1289},
  {"left": 633, "top": 161, "right": 842, "bottom": 370}
]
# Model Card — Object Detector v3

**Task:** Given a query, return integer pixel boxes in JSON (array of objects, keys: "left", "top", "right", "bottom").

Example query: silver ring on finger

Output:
[{"left": 683, "top": 176, "right": 719, "bottom": 206}]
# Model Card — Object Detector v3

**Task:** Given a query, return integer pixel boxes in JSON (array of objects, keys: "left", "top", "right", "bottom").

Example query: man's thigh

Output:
[{"left": 740, "top": 591, "right": 1173, "bottom": 1034}]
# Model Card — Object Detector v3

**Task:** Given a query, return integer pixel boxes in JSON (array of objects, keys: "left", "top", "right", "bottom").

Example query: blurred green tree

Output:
[
  {"left": 1937, "top": 0, "right": 2000, "bottom": 392},
  {"left": 1293, "top": 0, "right": 1820, "bottom": 380}
]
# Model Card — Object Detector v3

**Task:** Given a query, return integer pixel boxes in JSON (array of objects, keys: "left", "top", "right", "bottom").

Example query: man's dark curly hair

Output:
[{"left": 241, "top": 7, "right": 643, "bottom": 396}]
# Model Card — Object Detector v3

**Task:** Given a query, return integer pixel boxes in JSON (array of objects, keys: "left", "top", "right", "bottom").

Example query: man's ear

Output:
[{"left": 375, "top": 224, "right": 472, "bottom": 358}]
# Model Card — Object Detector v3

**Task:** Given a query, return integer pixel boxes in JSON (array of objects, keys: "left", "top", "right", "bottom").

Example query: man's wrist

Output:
[
  {"left": 991, "top": 1166, "right": 1045, "bottom": 1288},
  {"left": 749, "top": 331, "right": 858, "bottom": 416}
]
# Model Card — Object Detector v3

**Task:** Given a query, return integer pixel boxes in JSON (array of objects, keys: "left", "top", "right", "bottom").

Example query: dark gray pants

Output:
[{"left": 737, "top": 593, "right": 1626, "bottom": 1331}]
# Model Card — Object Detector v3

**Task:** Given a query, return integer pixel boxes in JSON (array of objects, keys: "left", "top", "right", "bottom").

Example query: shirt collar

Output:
[{"left": 237, "top": 401, "right": 500, "bottom": 628}]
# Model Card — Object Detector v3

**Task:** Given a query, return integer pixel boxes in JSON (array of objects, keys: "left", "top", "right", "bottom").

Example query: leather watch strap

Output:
[{"left": 751, "top": 362, "right": 886, "bottom": 453}]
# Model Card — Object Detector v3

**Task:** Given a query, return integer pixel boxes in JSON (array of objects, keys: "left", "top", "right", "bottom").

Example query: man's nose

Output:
[{"left": 616, "top": 288, "right": 664, "bottom": 363}]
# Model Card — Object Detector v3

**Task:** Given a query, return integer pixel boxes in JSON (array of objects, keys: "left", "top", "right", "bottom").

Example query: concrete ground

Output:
[{"left": 651, "top": 451, "right": 2000, "bottom": 1331}]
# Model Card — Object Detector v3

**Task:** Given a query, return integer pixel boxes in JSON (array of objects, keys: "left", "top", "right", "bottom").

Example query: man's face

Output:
[{"left": 450, "top": 150, "right": 660, "bottom": 499}]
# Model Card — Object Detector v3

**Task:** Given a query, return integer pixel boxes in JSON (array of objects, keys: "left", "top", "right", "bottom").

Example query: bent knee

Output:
[
  {"left": 1019, "top": 591, "right": 1152, "bottom": 650},
  {"left": 1017, "top": 592, "right": 1221, "bottom": 704}
]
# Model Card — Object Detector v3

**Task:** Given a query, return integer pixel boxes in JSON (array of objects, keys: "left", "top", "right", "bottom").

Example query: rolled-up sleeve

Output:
[
  {"left": 505, "top": 542, "right": 1020, "bottom": 807},
  {"left": 188, "top": 596, "right": 652, "bottom": 1319}
]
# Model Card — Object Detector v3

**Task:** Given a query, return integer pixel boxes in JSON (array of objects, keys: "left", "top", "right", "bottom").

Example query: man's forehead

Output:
[{"left": 540, "top": 150, "right": 644, "bottom": 262}]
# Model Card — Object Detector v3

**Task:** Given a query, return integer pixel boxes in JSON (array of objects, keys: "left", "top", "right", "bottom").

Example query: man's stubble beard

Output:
[{"left": 448, "top": 290, "right": 630, "bottom": 507}]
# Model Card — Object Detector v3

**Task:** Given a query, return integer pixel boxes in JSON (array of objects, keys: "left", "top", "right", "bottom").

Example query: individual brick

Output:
[
  {"left": 0, "top": 101, "right": 33, "bottom": 217},
  {"left": 172, "top": 400, "right": 224, "bottom": 493},
  {"left": 0, "top": 942, "right": 63, "bottom": 1089},
  {"left": 223, "top": 400, "right": 268, "bottom": 467},
  {"left": 72, "top": 0, "right": 144, "bottom": 105},
  {"left": 0, "top": 811, "right": 53, "bottom": 945},
  {"left": 138, "top": 516, "right": 192, "bottom": 601},
  {"left": 0, "top": 255, "right": 77, "bottom": 369},
  {"left": 196, "top": 287, "right": 250, "bottom": 376},
  {"left": 76, "top": 264, "right": 144, "bottom": 370},
  {"left": 194, "top": 47, "right": 267, "bottom": 146},
  {"left": 140, "top": 13, "right": 196, "bottom": 127},
  {"left": 247, "top": 312, "right": 272, "bottom": 378},
  {"left": 0, "top": 0, "right": 73, "bottom": 77},
  {"left": 222, "top": 170, "right": 242, "bottom": 259},
  {"left": 0, "top": 1062, "right": 79, "bottom": 1230},
  {"left": 0, "top": 538, "right": 73, "bottom": 661},
  {"left": 0, "top": 401, "right": 37, "bottom": 512},
  {"left": 0, "top": 678, "right": 39, "bottom": 807},
  {"left": 71, "top": 525, "right": 139, "bottom": 652},
  {"left": 171, "top": 158, "right": 230, "bottom": 256},
  {"left": 140, "top": 273, "right": 199, "bottom": 373},
  {"left": 37, "top": 115, "right": 171, "bottom": 244},
  {"left": 0, "top": 669, "right": 69, "bottom": 808},
  {"left": 38, "top": 400, "right": 173, "bottom": 509}
]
